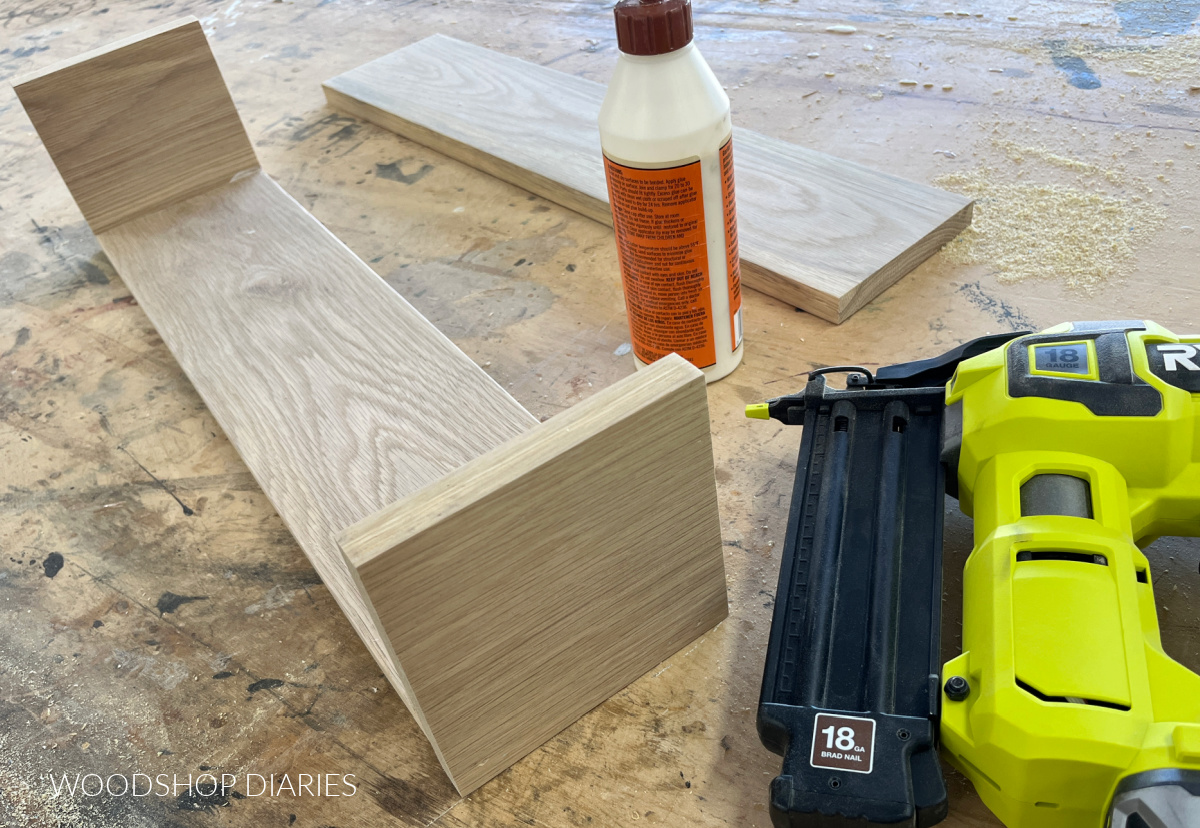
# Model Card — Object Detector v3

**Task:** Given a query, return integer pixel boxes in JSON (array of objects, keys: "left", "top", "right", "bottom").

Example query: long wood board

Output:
[
  {"left": 14, "top": 18, "right": 726, "bottom": 796},
  {"left": 323, "top": 35, "right": 974, "bottom": 323},
  {"left": 97, "top": 171, "right": 537, "bottom": 722}
]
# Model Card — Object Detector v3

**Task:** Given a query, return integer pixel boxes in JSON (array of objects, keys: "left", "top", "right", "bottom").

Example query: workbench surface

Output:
[{"left": 1, "top": 1, "right": 1197, "bottom": 826}]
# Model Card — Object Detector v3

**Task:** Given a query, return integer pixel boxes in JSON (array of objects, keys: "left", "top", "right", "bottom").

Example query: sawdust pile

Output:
[
  {"left": 932, "top": 27, "right": 1191, "bottom": 288},
  {"left": 935, "top": 167, "right": 1165, "bottom": 290}
]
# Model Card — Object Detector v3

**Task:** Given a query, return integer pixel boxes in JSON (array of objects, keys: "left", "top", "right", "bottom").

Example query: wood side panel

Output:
[
  {"left": 13, "top": 17, "right": 260, "bottom": 233},
  {"left": 341, "top": 355, "right": 728, "bottom": 794},
  {"left": 322, "top": 34, "right": 973, "bottom": 323}
]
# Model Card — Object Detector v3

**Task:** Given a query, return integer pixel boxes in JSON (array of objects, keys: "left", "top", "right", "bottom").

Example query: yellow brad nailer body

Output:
[
  {"left": 940, "top": 321, "right": 1200, "bottom": 827},
  {"left": 749, "top": 322, "right": 1200, "bottom": 828}
]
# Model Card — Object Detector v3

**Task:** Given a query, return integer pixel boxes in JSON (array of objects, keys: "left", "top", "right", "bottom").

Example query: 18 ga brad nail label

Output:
[{"left": 810, "top": 713, "right": 875, "bottom": 774}]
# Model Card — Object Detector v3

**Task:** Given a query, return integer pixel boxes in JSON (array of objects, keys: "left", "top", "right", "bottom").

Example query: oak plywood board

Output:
[
  {"left": 323, "top": 35, "right": 973, "bottom": 323},
  {"left": 97, "top": 170, "right": 539, "bottom": 728},
  {"left": 13, "top": 17, "right": 259, "bottom": 234},
  {"left": 14, "top": 17, "right": 728, "bottom": 800},
  {"left": 340, "top": 354, "right": 728, "bottom": 795}
]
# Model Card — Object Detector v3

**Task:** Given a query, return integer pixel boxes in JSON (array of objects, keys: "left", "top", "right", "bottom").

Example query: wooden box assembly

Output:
[{"left": 13, "top": 17, "right": 728, "bottom": 796}]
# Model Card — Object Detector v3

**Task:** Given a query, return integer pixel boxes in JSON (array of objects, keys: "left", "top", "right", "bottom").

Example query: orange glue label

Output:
[
  {"left": 603, "top": 154, "right": 716, "bottom": 369},
  {"left": 719, "top": 138, "right": 743, "bottom": 352}
]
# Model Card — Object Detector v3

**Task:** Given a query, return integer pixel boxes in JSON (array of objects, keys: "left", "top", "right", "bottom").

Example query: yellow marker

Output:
[{"left": 745, "top": 403, "right": 770, "bottom": 420}]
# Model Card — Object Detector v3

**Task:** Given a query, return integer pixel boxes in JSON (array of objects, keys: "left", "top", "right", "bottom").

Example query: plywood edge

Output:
[
  {"left": 339, "top": 354, "right": 702, "bottom": 569},
  {"left": 836, "top": 199, "right": 975, "bottom": 322},
  {"left": 739, "top": 258, "right": 838, "bottom": 320}
]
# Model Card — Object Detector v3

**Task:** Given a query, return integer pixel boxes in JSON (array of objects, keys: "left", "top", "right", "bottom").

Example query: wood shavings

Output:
[{"left": 935, "top": 167, "right": 1164, "bottom": 290}]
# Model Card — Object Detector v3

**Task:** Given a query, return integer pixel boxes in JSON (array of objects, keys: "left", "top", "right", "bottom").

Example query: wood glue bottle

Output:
[{"left": 600, "top": 0, "right": 744, "bottom": 383}]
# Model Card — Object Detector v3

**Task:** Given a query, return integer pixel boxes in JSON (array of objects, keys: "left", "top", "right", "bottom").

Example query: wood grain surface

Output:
[
  {"left": 12, "top": 18, "right": 259, "bottom": 234},
  {"left": 342, "top": 354, "right": 727, "bottom": 793},
  {"left": 98, "top": 169, "right": 539, "bottom": 723},
  {"left": 322, "top": 34, "right": 973, "bottom": 323}
]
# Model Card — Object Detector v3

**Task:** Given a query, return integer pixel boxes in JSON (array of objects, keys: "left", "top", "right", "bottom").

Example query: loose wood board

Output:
[
  {"left": 14, "top": 18, "right": 726, "bottom": 797},
  {"left": 323, "top": 35, "right": 974, "bottom": 323}
]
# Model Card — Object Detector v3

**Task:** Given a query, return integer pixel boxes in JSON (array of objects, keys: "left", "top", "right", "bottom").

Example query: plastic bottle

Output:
[{"left": 599, "top": 0, "right": 744, "bottom": 383}]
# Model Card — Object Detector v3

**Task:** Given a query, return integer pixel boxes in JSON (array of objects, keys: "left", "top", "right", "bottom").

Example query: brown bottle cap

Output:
[{"left": 613, "top": 0, "right": 693, "bottom": 56}]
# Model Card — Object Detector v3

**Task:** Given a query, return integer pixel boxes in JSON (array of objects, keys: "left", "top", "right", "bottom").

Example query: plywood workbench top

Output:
[{"left": 1, "top": 1, "right": 1198, "bottom": 826}]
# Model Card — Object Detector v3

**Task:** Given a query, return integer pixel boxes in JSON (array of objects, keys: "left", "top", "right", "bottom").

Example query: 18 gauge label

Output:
[
  {"left": 1033, "top": 342, "right": 1090, "bottom": 375},
  {"left": 809, "top": 713, "right": 876, "bottom": 774}
]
